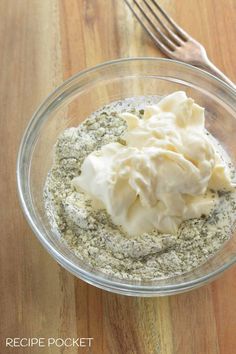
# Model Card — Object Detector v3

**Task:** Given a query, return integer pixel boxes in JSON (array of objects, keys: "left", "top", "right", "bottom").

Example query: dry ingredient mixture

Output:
[{"left": 44, "top": 96, "right": 236, "bottom": 280}]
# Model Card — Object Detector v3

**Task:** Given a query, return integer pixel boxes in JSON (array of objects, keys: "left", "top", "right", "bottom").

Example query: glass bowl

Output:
[{"left": 17, "top": 58, "right": 236, "bottom": 296}]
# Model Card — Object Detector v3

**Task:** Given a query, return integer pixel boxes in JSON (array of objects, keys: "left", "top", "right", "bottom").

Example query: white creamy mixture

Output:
[
  {"left": 73, "top": 92, "right": 233, "bottom": 235},
  {"left": 44, "top": 93, "right": 236, "bottom": 280}
]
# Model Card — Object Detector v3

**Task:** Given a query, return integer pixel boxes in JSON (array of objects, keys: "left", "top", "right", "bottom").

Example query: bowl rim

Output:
[{"left": 17, "top": 57, "right": 236, "bottom": 295}]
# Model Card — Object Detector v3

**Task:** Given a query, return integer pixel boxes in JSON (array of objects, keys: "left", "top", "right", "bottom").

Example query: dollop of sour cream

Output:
[{"left": 73, "top": 91, "right": 234, "bottom": 235}]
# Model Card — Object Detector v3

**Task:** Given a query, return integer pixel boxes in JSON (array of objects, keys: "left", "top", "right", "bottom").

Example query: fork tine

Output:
[
  {"left": 152, "top": 0, "right": 189, "bottom": 41},
  {"left": 131, "top": 0, "right": 177, "bottom": 51},
  {"left": 143, "top": 0, "right": 182, "bottom": 46},
  {"left": 124, "top": 0, "right": 173, "bottom": 57},
  {"left": 125, "top": 0, "right": 173, "bottom": 56}
]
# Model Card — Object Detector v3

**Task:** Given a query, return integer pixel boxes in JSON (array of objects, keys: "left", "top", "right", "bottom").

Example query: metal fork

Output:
[{"left": 124, "top": 0, "right": 235, "bottom": 89}]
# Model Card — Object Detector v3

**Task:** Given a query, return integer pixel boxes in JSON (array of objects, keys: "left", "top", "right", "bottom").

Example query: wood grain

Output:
[{"left": 0, "top": 1, "right": 236, "bottom": 353}]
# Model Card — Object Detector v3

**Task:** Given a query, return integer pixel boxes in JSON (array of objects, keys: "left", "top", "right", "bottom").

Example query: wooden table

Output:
[{"left": 1, "top": 1, "right": 236, "bottom": 353}]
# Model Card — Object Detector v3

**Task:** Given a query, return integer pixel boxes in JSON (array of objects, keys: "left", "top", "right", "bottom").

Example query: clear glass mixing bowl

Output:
[{"left": 17, "top": 58, "right": 236, "bottom": 296}]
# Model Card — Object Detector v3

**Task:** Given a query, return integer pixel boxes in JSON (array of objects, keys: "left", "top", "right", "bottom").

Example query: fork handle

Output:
[{"left": 199, "top": 59, "right": 236, "bottom": 90}]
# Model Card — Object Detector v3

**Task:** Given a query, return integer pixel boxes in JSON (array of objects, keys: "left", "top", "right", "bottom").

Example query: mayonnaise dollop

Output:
[{"left": 73, "top": 91, "right": 234, "bottom": 235}]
